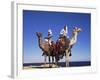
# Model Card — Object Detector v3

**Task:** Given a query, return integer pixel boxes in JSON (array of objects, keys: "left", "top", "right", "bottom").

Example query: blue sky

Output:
[{"left": 23, "top": 10, "right": 91, "bottom": 63}]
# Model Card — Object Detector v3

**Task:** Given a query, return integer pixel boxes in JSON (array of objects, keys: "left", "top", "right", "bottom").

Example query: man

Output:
[
  {"left": 60, "top": 24, "right": 68, "bottom": 38},
  {"left": 59, "top": 24, "right": 70, "bottom": 52},
  {"left": 45, "top": 29, "right": 53, "bottom": 46}
]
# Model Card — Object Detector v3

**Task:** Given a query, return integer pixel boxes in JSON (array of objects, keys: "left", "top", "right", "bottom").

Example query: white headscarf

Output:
[
  {"left": 48, "top": 29, "right": 52, "bottom": 35},
  {"left": 60, "top": 25, "right": 68, "bottom": 36},
  {"left": 65, "top": 25, "right": 68, "bottom": 34}
]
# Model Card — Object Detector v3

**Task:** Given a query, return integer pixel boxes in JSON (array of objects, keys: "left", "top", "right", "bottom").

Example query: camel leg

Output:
[
  {"left": 55, "top": 54, "right": 59, "bottom": 67},
  {"left": 51, "top": 56, "right": 55, "bottom": 68},
  {"left": 48, "top": 56, "right": 50, "bottom": 63},
  {"left": 55, "top": 55, "right": 57, "bottom": 65},
  {"left": 49, "top": 55, "right": 52, "bottom": 67},
  {"left": 44, "top": 55, "right": 47, "bottom": 65},
  {"left": 55, "top": 57, "right": 59, "bottom": 67},
  {"left": 65, "top": 50, "right": 70, "bottom": 67},
  {"left": 52, "top": 56, "right": 54, "bottom": 64},
  {"left": 65, "top": 55, "right": 69, "bottom": 67}
]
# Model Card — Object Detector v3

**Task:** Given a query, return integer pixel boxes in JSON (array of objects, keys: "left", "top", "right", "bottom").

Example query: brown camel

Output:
[
  {"left": 36, "top": 32, "right": 57, "bottom": 67},
  {"left": 59, "top": 27, "right": 82, "bottom": 67},
  {"left": 36, "top": 27, "right": 81, "bottom": 67}
]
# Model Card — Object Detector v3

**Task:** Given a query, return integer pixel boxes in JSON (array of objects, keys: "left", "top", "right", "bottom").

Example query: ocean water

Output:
[{"left": 23, "top": 61, "right": 91, "bottom": 68}]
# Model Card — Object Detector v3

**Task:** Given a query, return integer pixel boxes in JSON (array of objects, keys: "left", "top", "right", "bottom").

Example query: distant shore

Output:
[{"left": 23, "top": 61, "right": 91, "bottom": 69}]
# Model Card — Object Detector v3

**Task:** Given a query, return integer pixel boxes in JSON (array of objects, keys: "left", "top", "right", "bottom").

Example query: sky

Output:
[{"left": 23, "top": 10, "right": 91, "bottom": 63}]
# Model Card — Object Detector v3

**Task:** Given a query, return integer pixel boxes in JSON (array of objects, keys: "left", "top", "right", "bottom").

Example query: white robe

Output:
[{"left": 60, "top": 28, "right": 68, "bottom": 36}]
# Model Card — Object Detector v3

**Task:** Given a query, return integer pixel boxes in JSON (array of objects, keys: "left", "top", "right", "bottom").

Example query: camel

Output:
[
  {"left": 36, "top": 27, "right": 82, "bottom": 67},
  {"left": 64, "top": 27, "right": 82, "bottom": 67},
  {"left": 36, "top": 32, "right": 57, "bottom": 67}
]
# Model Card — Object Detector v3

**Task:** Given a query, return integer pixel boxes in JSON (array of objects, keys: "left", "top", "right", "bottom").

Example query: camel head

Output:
[
  {"left": 73, "top": 27, "right": 82, "bottom": 33},
  {"left": 36, "top": 32, "right": 42, "bottom": 38}
]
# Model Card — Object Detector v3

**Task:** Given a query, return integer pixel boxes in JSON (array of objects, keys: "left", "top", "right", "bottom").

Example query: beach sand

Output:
[{"left": 23, "top": 64, "right": 59, "bottom": 69}]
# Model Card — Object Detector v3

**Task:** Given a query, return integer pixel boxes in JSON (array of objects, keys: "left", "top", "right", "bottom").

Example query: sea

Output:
[{"left": 23, "top": 61, "right": 91, "bottom": 68}]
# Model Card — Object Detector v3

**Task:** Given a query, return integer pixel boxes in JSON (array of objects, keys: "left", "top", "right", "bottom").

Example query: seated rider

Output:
[
  {"left": 45, "top": 29, "right": 53, "bottom": 46},
  {"left": 59, "top": 24, "right": 69, "bottom": 50},
  {"left": 59, "top": 24, "right": 69, "bottom": 42},
  {"left": 59, "top": 24, "right": 68, "bottom": 39}
]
